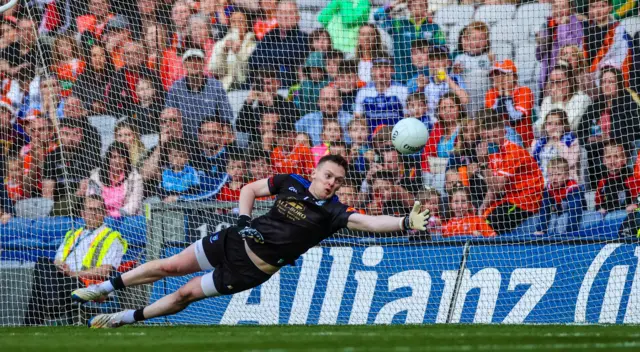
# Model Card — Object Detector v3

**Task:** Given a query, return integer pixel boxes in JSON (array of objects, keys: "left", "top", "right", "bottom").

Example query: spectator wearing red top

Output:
[
  {"left": 476, "top": 109, "right": 545, "bottom": 235},
  {"left": 158, "top": 0, "right": 192, "bottom": 90},
  {"left": 271, "top": 119, "right": 314, "bottom": 178},
  {"left": 421, "top": 92, "right": 465, "bottom": 172},
  {"left": 216, "top": 151, "right": 247, "bottom": 202},
  {"left": 595, "top": 141, "right": 640, "bottom": 214},
  {"left": 485, "top": 59, "right": 535, "bottom": 147},
  {"left": 443, "top": 187, "right": 496, "bottom": 238}
]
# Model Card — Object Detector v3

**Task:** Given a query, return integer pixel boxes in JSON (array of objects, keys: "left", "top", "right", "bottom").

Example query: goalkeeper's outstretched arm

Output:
[{"left": 347, "top": 201, "right": 430, "bottom": 233}]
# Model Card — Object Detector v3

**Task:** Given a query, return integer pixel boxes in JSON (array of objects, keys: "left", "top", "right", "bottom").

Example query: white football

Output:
[{"left": 391, "top": 118, "right": 429, "bottom": 154}]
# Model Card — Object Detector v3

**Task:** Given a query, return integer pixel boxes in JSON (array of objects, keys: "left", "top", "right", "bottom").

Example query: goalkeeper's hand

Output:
[
  {"left": 238, "top": 227, "right": 265, "bottom": 244},
  {"left": 402, "top": 201, "right": 431, "bottom": 231}
]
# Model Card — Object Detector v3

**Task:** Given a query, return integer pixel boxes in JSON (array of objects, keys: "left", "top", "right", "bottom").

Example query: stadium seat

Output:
[
  {"left": 300, "top": 10, "right": 323, "bottom": 34},
  {"left": 433, "top": 5, "right": 475, "bottom": 29},
  {"left": 141, "top": 133, "right": 159, "bottom": 150},
  {"left": 447, "top": 23, "right": 466, "bottom": 53},
  {"left": 15, "top": 198, "right": 54, "bottom": 219},
  {"left": 622, "top": 16, "right": 640, "bottom": 37},
  {"left": 297, "top": 0, "right": 329, "bottom": 11},
  {"left": 491, "top": 20, "right": 527, "bottom": 47},
  {"left": 514, "top": 3, "right": 551, "bottom": 43},
  {"left": 491, "top": 41, "right": 514, "bottom": 61},
  {"left": 87, "top": 115, "right": 117, "bottom": 156},
  {"left": 226, "top": 90, "right": 250, "bottom": 123},
  {"left": 515, "top": 43, "right": 538, "bottom": 88},
  {"left": 474, "top": 5, "right": 517, "bottom": 28}
]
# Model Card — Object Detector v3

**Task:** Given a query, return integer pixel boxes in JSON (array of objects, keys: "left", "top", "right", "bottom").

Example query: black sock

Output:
[
  {"left": 110, "top": 275, "right": 126, "bottom": 290},
  {"left": 133, "top": 308, "right": 146, "bottom": 322}
]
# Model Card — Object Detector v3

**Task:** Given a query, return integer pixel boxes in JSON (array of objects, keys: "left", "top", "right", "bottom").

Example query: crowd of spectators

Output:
[{"left": 0, "top": 0, "right": 639, "bottom": 238}]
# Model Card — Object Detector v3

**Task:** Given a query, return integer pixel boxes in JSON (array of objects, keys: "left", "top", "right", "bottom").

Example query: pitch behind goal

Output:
[{"left": 71, "top": 155, "right": 430, "bottom": 328}]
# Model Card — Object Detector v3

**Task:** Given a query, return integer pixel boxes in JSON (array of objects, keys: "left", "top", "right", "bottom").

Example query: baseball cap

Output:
[
  {"left": 182, "top": 48, "right": 206, "bottom": 62},
  {"left": 491, "top": 59, "right": 518, "bottom": 75}
]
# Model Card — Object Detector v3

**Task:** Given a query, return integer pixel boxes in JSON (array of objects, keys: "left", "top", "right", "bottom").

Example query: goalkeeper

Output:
[{"left": 72, "top": 155, "right": 430, "bottom": 328}]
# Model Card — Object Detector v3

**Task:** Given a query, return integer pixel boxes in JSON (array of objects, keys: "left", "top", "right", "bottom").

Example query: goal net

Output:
[{"left": 1, "top": 0, "right": 640, "bottom": 326}]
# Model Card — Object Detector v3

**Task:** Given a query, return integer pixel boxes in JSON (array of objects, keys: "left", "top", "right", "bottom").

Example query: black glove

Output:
[
  {"left": 237, "top": 215, "right": 251, "bottom": 230},
  {"left": 238, "top": 227, "right": 265, "bottom": 244}
]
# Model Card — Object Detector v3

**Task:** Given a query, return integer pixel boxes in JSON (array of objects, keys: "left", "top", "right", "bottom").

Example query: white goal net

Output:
[{"left": 1, "top": 0, "right": 640, "bottom": 326}]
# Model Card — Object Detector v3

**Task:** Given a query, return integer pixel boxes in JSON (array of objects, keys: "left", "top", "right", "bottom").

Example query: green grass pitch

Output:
[{"left": 1, "top": 325, "right": 639, "bottom": 351}]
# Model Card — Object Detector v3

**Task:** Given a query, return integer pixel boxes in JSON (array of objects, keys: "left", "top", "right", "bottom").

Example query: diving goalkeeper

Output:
[{"left": 72, "top": 155, "right": 430, "bottom": 328}]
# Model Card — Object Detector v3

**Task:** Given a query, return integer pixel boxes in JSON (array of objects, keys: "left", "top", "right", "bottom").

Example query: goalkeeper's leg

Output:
[
  {"left": 72, "top": 241, "right": 205, "bottom": 303},
  {"left": 88, "top": 276, "right": 208, "bottom": 328}
]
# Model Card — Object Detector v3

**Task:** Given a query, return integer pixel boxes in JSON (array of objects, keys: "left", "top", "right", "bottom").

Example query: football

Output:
[{"left": 391, "top": 118, "right": 429, "bottom": 154}]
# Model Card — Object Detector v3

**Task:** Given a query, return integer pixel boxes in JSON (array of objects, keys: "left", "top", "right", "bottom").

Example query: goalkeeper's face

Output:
[{"left": 310, "top": 162, "right": 346, "bottom": 200}]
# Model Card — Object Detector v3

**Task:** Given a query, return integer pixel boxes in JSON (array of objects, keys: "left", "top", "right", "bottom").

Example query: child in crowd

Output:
[
  {"left": 216, "top": 152, "right": 247, "bottom": 202},
  {"left": 333, "top": 59, "right": 363, "bottom": 114},
  {"left": 407, "top": 39, "right": 430, "bottom": 94},
  {"left": 348, "top": 118, "right": 373, "bottom": 174},
  {"left": 160, "top": 140, "right": 201, "bottom": 203},
  {"left": 311, "top": 119, "right": 344, "bottom": 165},
  {"left": 5, "top": 156, "right": 24, "bottom": 201},
  {"left": 485, "top": 60, "right": 535, "bottom": 147},
  {"left": 247, "top": 149, "right": 272, "bottom": 182},
  {"left": 406, "top": 92, "right": 434, "bottom": 129},
  {"left": 424, "top": 46, "right": 469, "bottom": 117},
  {"left": 453, "top": 21, "right": 493, "bottom": 113},
  {"left": 535, "top": 157, "right": 585, "bottom": 235},
  {"left": 309, "top": 29, "right": 333, "bottom": 53},
  {"left": 368, "top": 170, "right": 410, "bottom": 216},
  {"left": 531, "top": 109, "right": 581, "bottom": 184},
  {"left": 294, "top": 52, "right": 330, "bottom": 116},
  {"left": 132, "top": 76, "right": 162, "bottom": 134},
  {"left": 271, "top": 120, "right": 314, "bottom": 178},
  {"left": 595, "top": 141, "right": 639, "bottom": 214},
  {"left": 336, "top": 182, "right": 362, "bottom": 209},
  {"left": 325, "top": 50, "right": 344, "bottom": 82},
  {"left": 295, "top": 132, "right": 312, "bottom": 149},
  {"left": 443, "top": 186, "right": 496, "bottom": 237},
  {"left": 418, "top": 188, "right": 444, "bottom": 235}
]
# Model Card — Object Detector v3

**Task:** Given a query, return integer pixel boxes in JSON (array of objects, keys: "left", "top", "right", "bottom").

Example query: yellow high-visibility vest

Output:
[{"left": 61, "top": 226, "right": 128, "bottom": 270}]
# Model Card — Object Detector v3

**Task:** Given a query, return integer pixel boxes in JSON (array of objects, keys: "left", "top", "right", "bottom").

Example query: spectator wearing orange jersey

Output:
[
  {"left": 271, "top": 119, "right": 314, "bottom": 178},
  {"left": 443, "top": 187, "right": 496, "bottom": 238},
  {"left": 52, "top": 35, "right": 85, "bottom": 98},
  {"left": 476, "top": 109, "right": 544, "bottom": 235},
  {"left": 485, "top": 60, "right": 535, "bottom": 147}
]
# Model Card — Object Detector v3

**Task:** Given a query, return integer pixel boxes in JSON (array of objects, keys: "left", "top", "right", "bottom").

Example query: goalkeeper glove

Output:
[
  {"left": 239, "top": 227, "right": 265, "bottom": 244},
  {"left": 402, "top": 201, "right": 431, "bottom": 231},
  {"left": 237, "top": 214, "right": 251, "bottom": 229}
]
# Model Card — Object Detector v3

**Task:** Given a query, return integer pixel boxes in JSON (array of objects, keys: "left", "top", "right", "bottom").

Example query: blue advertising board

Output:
[{"left": 148, "top": 242, "right": 640, "bottom": 325}]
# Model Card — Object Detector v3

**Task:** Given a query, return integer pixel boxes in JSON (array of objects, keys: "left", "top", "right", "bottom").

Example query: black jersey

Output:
[{"left": 248, "top": 174, "right": 357, "bottom": 266}]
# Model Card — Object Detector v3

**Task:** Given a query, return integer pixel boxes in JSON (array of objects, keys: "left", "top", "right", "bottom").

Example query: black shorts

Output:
[
  {"left": 195, "top": 227, "right": 272, "bottom": 296},
  {"left": 486, "top": 202, "right": 534, "bottom": 235}
]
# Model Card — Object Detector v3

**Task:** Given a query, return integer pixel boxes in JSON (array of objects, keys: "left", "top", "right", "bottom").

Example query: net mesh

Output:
[{"left": 0, "top": 0, "right": 639, "bottom": 326}]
